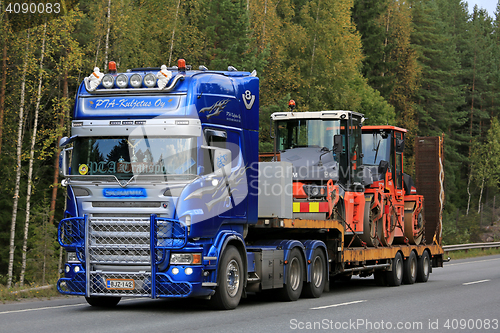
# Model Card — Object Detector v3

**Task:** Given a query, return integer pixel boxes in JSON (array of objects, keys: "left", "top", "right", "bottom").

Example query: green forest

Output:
[{"left": 1, "top": 0, "right": 499, "bottom": 288}]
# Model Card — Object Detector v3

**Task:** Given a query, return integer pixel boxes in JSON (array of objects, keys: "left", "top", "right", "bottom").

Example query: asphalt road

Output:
[{"left": 1, "top": 255, "right": 499, "bottom": 333}]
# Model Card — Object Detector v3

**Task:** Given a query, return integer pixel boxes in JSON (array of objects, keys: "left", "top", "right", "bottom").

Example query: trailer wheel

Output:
[
  {"left": 85, "top": 296, "right": 121, "bottom": 307},
  {"left": 386, "top": 252, "right": 403, "bottom": 286},
  {"left": 417, "top": 250, "right": 430, "bottom": 282},
  {"left": 302, "top": 248, "right": 326, "bottom": 298},
  {"left": 279, "top": 248, "right": 304, "bottom": 301},
  {"left": 210, "top": 245, "right": 243, "bottom": 310},
  {"left": 403, "top": 251, "right": 417, "bottom": 284}
]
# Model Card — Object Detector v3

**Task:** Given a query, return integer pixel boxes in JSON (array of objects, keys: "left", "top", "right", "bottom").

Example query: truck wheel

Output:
[
  {"left": 403, "top": 251, "right": 417, "bottom": 284},
  {"left": 302, "top": 248, "right": 326, "bottom": 298},
  {"left": 374, "top": 271, "right": 386, "bottom": 286},
  {"left": 386, "top": 252, "right": 403, "bottom": 286},
  {"left": 210, "top": 245, "right": 243, "bottom": 310},
  {"left": 279, "top": 248, "right": 304, "bottom": 301},
  {"left": 85, "top": 296, "right": 121, "bottom": 307},
  {"left": 417, "top": 250, "right": 430, "bottom": 282}
]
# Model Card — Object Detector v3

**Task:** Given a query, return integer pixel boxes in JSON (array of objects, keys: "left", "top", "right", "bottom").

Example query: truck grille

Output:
[
  {"left": 58, "top": 215, "right": 189, "bottom": 297},
  {"left": 88, "top": 217, "right": 152, "bottom": 265}
]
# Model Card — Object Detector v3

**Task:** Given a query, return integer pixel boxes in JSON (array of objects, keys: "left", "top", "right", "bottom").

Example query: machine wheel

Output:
[
  {"left": 210, "top": 245, "right": 243, "bottom": 310},
  {"left": 404, "top": 208, "right": 424, "bottom": 245},
  {"left": 379, "top": 207, "right": 396, "bottom": 246},
  {"left": 417, "top": 250, "right": 430, "bottom": 283},
  {"left": 279, "top": 248, "right": 304, "bottom": 301},
  {"left": 85, "top": 296, "right": 121, "bottom": 307},
  {"left": 361, "top": 197, "right": 380, "bottom": 247},
  {"left": 302, "top": 248, "right": 327, "bottom": 298},
  {"left": 386, "top": 252, "right": 403, "bottom": 286},
  {"left": 403, "top": 251, "right": 417, "bottom": 284}
]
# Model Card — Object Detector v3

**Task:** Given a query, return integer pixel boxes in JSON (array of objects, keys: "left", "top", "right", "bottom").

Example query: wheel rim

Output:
[
  {"left": 289, "top": 257, "right": 301, "bottom": 291},
  {"left": 423, "top": 255, "right": 429, "bottom": 277},
  {"left": 410, "top": 257, "right": 417, "bottom": 279},
  {"left": 226, "top": 259, "right": 240, "bottom": 297},
  {"left": 311, "top": 256, "right": 323, "bottom": 288},
  {"left": 395, "top": 258, "right": 403, "bottom": 281}
]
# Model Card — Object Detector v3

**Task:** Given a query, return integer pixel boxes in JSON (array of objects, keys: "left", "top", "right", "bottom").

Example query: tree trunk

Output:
[
  {"left": 20, "top": 22, "right": 46, "bottom": 287},
  {"left": 7, "top": 28, "right": 30, "bottom": 289},
  {"left": 477, "top": 177, "right": 484, "bottom": 215},
  {"left": 0, "top": 22, "right": 8, "bottom": 156},
  {"left": 466, "top": 172, "right": 471, "bottom": 216},
  {"left": 49, "top": 68, "right": 68, "bottom": 227},
  {"left": 309, "top": 0, "right": 321, "bottom": 76},
  {"left": 104, "top": 0, "right": 111, "bottom": 70},
  {"left": 168, "top": 0, "right": 181, "bottom": 67}
]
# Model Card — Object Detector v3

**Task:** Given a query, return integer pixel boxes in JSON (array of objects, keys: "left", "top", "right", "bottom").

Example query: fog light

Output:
[
  {"left": 185, "top": 267, "right": 193, "bottom": 275},
  {"left": 74, "top": 266, "right": 80, "bottom": 273},
  {"left": 144, "top": 73, "right": 156, "bottom": 87},
  {"left": 172, "top": 267, "right": 179, "bottom": 275},
  {"left": 102, "top": 74, "right": 115, "bottom": 89},
  {"left": 130, "top": 74, "right": 142, "bottom": 88},
  {"left": 116, "top": 74, "right": 128, "bottom": 88}
]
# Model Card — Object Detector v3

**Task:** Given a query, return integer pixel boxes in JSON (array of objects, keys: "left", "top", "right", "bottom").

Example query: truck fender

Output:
[
  {"left": 206, "top": 230, "right": 248, "bottom": 286},
  {"left": 302, "top": 240, "right": 329, "bottom": 283},
  {"left": 276, "top": 240, "right": 306, "bottom": 284}
]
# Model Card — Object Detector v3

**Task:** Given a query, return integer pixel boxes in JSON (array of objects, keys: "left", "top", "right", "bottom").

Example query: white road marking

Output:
[
  {"left": 447, "top": 257, "right": 500, "bottom": 266},
  {"left": 310, "top": 299, "right": 366, "bottom": 310},
  {"left": 463, "top": 279, "right": 490, "bottom": 286},
  {"left": 0, "top": 298, "right": 140, "bottom": 315},
  {"left": 0, "top": 303, "right": 85, "bottom": 315}
]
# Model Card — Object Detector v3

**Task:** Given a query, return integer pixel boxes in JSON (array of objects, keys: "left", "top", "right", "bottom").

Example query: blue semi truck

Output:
[{"left": 57, "top": 59, "right": 444, "bottom": 310}]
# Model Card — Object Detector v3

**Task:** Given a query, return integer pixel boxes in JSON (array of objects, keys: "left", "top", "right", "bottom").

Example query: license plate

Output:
[{"left": 106, "top": 279, "right": 135, "bottom": 290}]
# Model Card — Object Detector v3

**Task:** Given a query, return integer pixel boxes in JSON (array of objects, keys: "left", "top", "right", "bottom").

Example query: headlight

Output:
[
  {"left": 303, "top": 185, "right": 327, "bottom": 198},
  {"left": 130, "top": 74, "right": 142, "bottom": 88},
  {"left": 170, "top": 253, "right": 201, "bottom": 265},
  {"left": 116, "top": 74, "right": 128, "bottom": 88},
  {"left": 143, "top": 73, "right": 156, "bottom": 87},
  {"left": 102, "top": 74, "right": 115, "bottom": 89},
  {"left": 311, "top": 187, "right": 319, "bottom": 196}
]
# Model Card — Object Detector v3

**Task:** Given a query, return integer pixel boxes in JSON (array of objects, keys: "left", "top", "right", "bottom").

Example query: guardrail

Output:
[{"left": 442, "top": 242, "right": 500, "bottom": 252}]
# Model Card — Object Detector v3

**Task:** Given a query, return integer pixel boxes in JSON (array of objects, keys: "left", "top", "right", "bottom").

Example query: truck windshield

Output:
[
  {"left": 70, "top": 136, "right": 197, "bottom": 179},
  {"left": 362, "top": 131, "right": 391, "bottom": 166},
  {"left": 277, "top": 119, "right": 341, "bottom": 151}
]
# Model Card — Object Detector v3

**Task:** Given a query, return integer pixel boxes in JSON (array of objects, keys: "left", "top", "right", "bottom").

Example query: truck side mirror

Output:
[
  {"left": 333, "top": 134, "right": 343, "bottom": 154},
  {"left": 59, "top": 147, "right": 73, "bottom": 177},
  {"left": 378, "top": 160, "right": 389, "bottom": 175},
  {"left": 201, "top": 145, "right": 232, "bottom": 176},
  {"left": 396, "top": 138, "right": 405, "bottom": 153}
]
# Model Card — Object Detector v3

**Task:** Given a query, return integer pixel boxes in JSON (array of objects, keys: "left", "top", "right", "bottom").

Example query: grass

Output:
[
  {"left": 0, "top": 282, "right": 61, "bottom": 303},
  {"left": 445, "top": 247, "right": 500, "bottom": 260}
]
